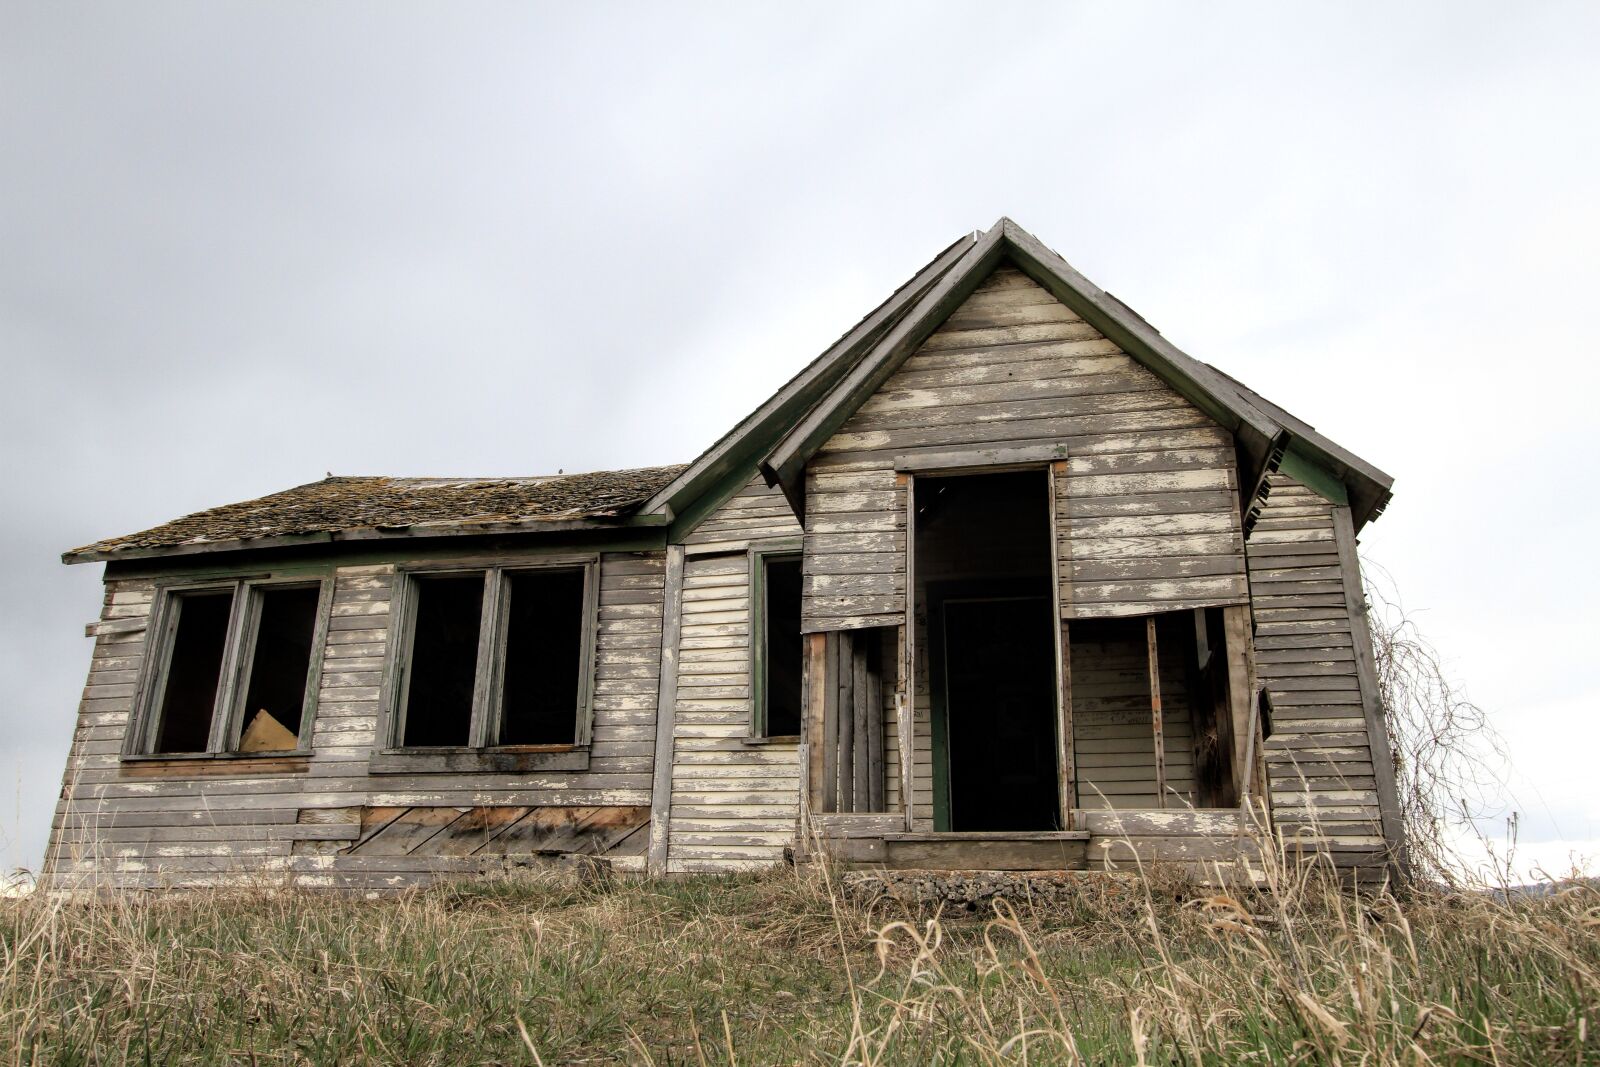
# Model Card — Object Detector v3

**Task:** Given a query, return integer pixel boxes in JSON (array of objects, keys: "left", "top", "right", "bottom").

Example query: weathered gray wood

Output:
[
  {"left": 646, "top": 545, "right": 685, "bottom": 875},
  {"left": 837, "top": 631, "right": 855, "bottom": 812},
  {"left": 821, "top": 632, "right": 839, "bottom": 814},
  {"left": 851, "top": 635, "right": 870, "bottom": 809},
  {"left": 900, "top": 473, "right": 916, "bottom": 830},
  {"left": 865, "top": 637, "right": 885, "bottom": 812},
  {"left": 893, "top": 443, "right": 1069, "bottom": 473},
  {"left": 879, "top": 830, "right": 1090, "bottom": 871},
  {"left": 1332, "top": 504, "right": 1407, "bottom": 876},
  {"left": 1146, "top": 616, "right": 1167, "bottom": 809}
]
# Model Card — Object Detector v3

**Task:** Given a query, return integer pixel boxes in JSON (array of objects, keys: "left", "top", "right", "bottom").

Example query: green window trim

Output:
[
  {"left": 126, "top": 572, "right": 333, "bottom": 758},
  {"left": 748, "top": 540, "right": 804, "bottom": 740},
  {"left": 384, "top": 555, "right": 600, "bottom": 754}
]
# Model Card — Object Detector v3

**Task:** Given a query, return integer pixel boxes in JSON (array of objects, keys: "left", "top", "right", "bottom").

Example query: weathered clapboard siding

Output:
[
  {"left": 804, "top": 266, "right": 1247, "bottom": 634},
  {"left": 46, "top": 551, "right": 669, "bottom": 888},
  {"left": 683, "top": 476, "right": 803, "bottom": 554},
  {"left": 666, "top": 478, "right": 807, "bottom": 872},
  {"left": 1248, "top": 475, "right": 1389, "bottom": 875}
]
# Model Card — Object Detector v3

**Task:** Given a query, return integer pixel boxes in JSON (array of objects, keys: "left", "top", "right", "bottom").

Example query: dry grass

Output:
[{"left": 2, "top": 846, "right": 1597, "bottom": 1065}]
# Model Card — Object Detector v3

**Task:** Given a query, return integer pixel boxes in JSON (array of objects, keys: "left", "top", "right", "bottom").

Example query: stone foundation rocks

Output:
[{"left": 841, "top": 868, "right": 1144, "bottom": 911}]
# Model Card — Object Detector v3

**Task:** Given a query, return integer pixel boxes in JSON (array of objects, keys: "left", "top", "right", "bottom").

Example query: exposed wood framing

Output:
[
  {"left": 1048, "top": 461, "right": 1075, "bottom": 829},
  {"left": 1221, "top": 605, "right": 1257, "bottom": 806},
  {"left": 646, "top": 545, "right": 685, "bottom": 875},
  {"left": 1146, "top": 616, "right": 1167, "bottom": 809},
  {"left": 804, "top": 632, "right": 828, "bottom": 814},
  {"left": 900, "top": 472, "right": 917, "bottom": 830}
]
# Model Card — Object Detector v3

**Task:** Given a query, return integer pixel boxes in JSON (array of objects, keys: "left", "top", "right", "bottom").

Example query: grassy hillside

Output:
[{"left": 2, "top": 860, "right": 1596, "bottom": 1065}]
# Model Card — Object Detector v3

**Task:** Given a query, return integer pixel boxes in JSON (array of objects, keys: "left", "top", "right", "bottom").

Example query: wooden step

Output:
[{"left": 877, "top": 831, "right": 1090, "bottom": 871}]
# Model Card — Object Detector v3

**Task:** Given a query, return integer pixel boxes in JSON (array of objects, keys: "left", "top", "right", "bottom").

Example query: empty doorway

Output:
[{"left": 918, "top": 470, "right": 1058, "bottom": 831}]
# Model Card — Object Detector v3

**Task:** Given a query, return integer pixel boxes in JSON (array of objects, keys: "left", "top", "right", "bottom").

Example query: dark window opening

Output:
[
  {"left": 762, "top": 556, "right": 803, "bottom": 738},
  {"left": 238, "top": 585, "right": 320, "bottom": 748},
  {"left": 402, "top": 575, "right": 484, "bottom": 747},
  {"left": 500, "top": 568, "right": 586, "bottom": 745},
  {"left": 152, "top": 590, "right": 234, "bottom": 754},
  {"left": 1069, "top": 609, "right": 1234, "bottom": 810}
]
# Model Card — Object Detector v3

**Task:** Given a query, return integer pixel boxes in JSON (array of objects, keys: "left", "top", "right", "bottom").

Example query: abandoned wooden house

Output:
[{"left": 46, "top": 218, "right": 1403, "bottom": 889}]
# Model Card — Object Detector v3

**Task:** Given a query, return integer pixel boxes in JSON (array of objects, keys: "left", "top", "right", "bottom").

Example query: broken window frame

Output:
[
  {"left": 748, "top": 539, "right": 804, "bottom": 741},
  {"left": 385, "top": 556, "right": 600, "bottom": 755},
  {"left": 127, "top": 574, "right": 331, "bottom": 759}
]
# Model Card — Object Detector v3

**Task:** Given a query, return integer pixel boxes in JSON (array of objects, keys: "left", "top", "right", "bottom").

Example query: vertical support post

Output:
[
  {"left": 837, "top": 632, "right": 856, "bottom": 813},
  {"left": 1146, "top": 615, "right": 1167, "bottom": 809},
  {"left": 852, "top": 634, "right": 870, "bottom": 810},
  {"left": 866, "top": 634, "right": 885, "bottom": 813},
  {"left": 647, "top": 545, "right": 686, "bottom": 876},
  {"left": 895, "top": 624, "right": 912, "bottom": 825},
  {"left": 900, "top": 472, "right": 917, "bottom": 830},
  {"left": 804, "top": 631, "right": 827, "bottom": 815},
  {"left": 1048, "top": 460, "right": 1074, "bottom": 829},
  {"left": 1221, "top": 605, "right": 1256, "bottom": 808},
  {"left": 821, "top": 632, "right": 839, "bottom": 814}
]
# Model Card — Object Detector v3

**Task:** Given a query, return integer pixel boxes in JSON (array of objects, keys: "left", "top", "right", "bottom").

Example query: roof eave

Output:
[
  {"left": 61, "top": 510, "right": 672, "bottom": 566},
  {"left": 635, "top": 233, "right": 977, "bottom": 525}
]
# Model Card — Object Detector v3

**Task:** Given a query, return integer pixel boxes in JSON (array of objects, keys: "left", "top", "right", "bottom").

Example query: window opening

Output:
[
  {"left": 151, "top": 590, "right": 235, "bottom": 753},
  {"left": 500, "top": 568, "right": 586, "bottom": 745},
  {"left": 401, "top": 575, "right": 484, "bottom": 747}
]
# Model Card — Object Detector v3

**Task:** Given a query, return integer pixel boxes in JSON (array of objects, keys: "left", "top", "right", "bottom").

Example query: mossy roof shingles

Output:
[{"left": 66, "top": 465, "right": 687, "bottom": 562}]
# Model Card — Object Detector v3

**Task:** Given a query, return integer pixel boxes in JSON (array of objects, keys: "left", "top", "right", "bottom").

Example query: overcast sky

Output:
[{"left": 3, "top": 3, "right": 1595, "bottom": 880}]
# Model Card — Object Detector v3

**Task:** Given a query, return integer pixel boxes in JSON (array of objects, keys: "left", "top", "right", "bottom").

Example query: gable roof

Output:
[
  {"left": 63, "top": 217, "right": 1394, "bottom": 567},
  {"left": 734, "top": 217, "right": 1390, "bottom": 529},
  {"left": 62, "top": 466, "right": 683, "bottom": 564},
  {"left": 638, "top": 234, "right": 975, "bottom": 533}
]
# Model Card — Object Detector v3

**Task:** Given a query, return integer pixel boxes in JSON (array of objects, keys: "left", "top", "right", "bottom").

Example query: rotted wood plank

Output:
[
  {"left": 353, "top": 807, "right": 469, "bottom": 856},
  {"left": 1146, "top": 616, "right": 1167, "bottom": 809},
  {"left": 866, "top": 636, "right": 885, "bottom": 813},
  {"left": 119, "top": 756, "right": 310, "bottom": 779},
  {"left": 852, "top": 634, "right": 870, "bottom": 809},
  {"left": 821, "top": 633, "right": 839, "bottom": 814},
  {"left": 837, "top": 631, "right": 855, "bottom": 812},
  {"left": 427, "top": 806, "right": 532, "bottom": 856},
  {"left": 647, "top": 544, "right": 685, "bottom": 875},
  {"left": 805, "top": 632, "right": 828, "bottom": 814}
]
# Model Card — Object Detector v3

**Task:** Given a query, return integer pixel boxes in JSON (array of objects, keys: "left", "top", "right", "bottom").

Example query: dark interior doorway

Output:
[{"left": 919, "top": 470, "right": 1058, "bottom": 832}]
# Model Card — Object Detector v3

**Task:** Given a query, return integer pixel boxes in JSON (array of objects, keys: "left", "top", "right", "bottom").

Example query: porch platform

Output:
[
  {"left": 827, "top": 830, "right": 1090, "bottom": 870},
  {"left": 810, "top": 809, "right": 1264, "bottom": 875}
]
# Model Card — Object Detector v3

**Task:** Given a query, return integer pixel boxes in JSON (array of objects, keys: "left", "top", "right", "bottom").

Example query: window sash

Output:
[
  {"left": 133, "top": 576, "right": 327, "bottom": 757},
  {"left": 390, "top": 558, "right": 598, "bottom": 751}
]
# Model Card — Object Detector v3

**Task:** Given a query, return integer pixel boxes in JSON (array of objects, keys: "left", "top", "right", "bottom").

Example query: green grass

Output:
[{"left": 2, "top": 861, "right": 1597, "bottom": 1064}]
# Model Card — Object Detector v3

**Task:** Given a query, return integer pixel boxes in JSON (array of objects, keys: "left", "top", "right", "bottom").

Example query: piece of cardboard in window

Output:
[{"left": 239, "top": 709, "right": 298, "bottom": 752}]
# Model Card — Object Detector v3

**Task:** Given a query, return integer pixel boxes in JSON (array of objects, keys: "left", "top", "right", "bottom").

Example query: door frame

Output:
[{"left": 899, "top": 456, "right": 1076, "bottom": 834}]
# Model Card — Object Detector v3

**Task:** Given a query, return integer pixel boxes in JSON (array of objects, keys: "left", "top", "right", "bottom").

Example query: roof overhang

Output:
[
  {"left": 637, "top": 234, "right": 975, "bottom": 539},
  {"left": 748, "top": 217, "right": 1391, "bottom": 531},
  {"left": 60, "top": 510, "right": 671, "bottom": 566}
]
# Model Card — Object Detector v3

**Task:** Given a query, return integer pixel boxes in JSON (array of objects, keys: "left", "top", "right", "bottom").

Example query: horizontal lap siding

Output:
[
  {"left": 805, "top": 266, "right": 1246, "bottom": 636},
  {"left": 1248, "top": 476, "right": 1387, "bottom": 872},
  {"left": 669, "top": 477, "right": 804, "bottom": 873},
  {"left": 48, "top": 552, "right": 668, "bottom": 888}
]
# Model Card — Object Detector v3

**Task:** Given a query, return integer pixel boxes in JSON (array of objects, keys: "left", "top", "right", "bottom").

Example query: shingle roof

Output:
[{"left": 64, "top": 465, "right": 686, "bottom": 563}]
